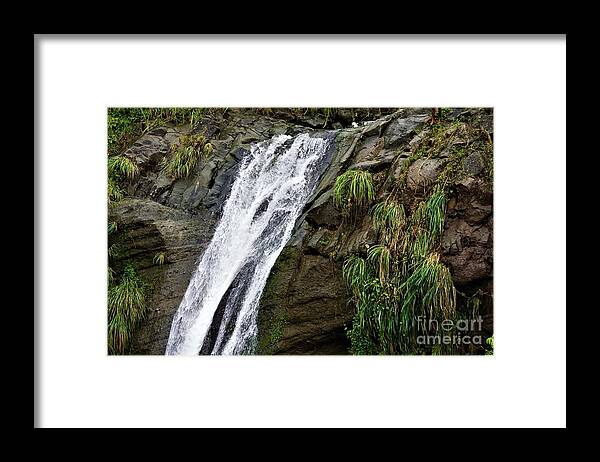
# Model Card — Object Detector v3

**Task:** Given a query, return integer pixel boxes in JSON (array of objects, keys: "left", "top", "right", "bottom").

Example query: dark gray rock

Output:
[{"left": 109, "top": 198, "right": 217, "bottom": 355}]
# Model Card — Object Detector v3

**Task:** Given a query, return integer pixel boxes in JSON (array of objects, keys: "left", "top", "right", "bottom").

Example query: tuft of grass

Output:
[
  {"left": 399, "top": 253, "right": 456, "bottom": 320},
  {"left": 108, "top": 107, "right": 210, "bottom": 161},
  {"left": 153, "top": 251, "right": 166, "bottom": 266},
  {"left": 333, "top": 170, "right": 375, "bottom": 216},
  {"left": 108, "top": 155, "right": 139, "bottom": 180},
  {"left": 108, "top": 221, "right": 118, "bottom": 234},
  {"left": 203, "top": 142, "right": 213, "bottom": 158},
  {"left": 408, "top": 231, "right": 432, "bottom": 264},
  {"left": 485, "top": 335, "right": 494, "bottom": 355},
  {"left": 425, "top": 186, "right": 447, "bottom": 239},
  {"left": 108, "top": 263, "right": 147, "bottom": 355},
  {"left": 108, "top": 243, "right": 121, "bottom": 259},
  {"left": 162, "top": 134, "right": 211, "bottom": 179},
  {"left": 371, "top": 198, "right": 406, "bottom": 247},
  {"left": 367, "top": 244, "right": 391, "bottom": 283},
  {"left": 107, "top": 177, "right": 123, "bottom": 204},
  {"left": 342, "top": 255, "right": 369, "bottom": 294},
  {"left": 343, "top": 184, "right": 456, "bottom": 355},
  {"left": 108, "top": 266, "right": 115, "bottom": 286}
]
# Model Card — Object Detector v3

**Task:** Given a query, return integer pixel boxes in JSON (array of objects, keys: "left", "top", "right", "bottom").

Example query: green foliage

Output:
[
  {"left": 439, "top": 107, "right": 452, "bottom": 121},
  {"left": 108, "top": 263, "right": 147, "bottom": 354},
  {"left": 108, "top": 266, "right": 115, "bottom": 286},
  {"left": 318, "top": 236, "right": 331, "bottom": 246},
  {"left": 408, "top": 231, "right": 432, "bottom": 264},
  {"left": 153, "top": 251, "right": 166, "bottom": 266},
  {"left": 342, "top": 255, "right": 369, "bottom": 295},
  {"left": 485, "top": 335, "right": 494, "bottom": 355},
  {"left": 371, "top": 198, "right": 406, "bottom": 247},
  {"left": 425, "top": 186, "right": 447, "bottom": 239},
  {"left": 108, "top": 221, "right": 118, "bottom": 234},
  {"left": 366, "top": 244, "right": 391, "bottom": 283},
  {"left": 346, "top": 314, "right": 379, "bottom": 355},
  {"left": 107, "top": 108, "right": 211, "bottom": 204},
  {"left": 108, "top": 107, "right": 208, "bottom": 156},
  {"left": 340, "top": 112, "right": 491, "bottom": 355},
  {"left": 203, "top": 142, "right": 213, "bottom": 158},
  {"left": 107, "top": 176, "right": 124, "bottom": 204},
  {"left": 108, "top": 155, "right": 138, "bottom": 180},
  {"left": 107, "top": 242, "right": 121, "bottom": 259},
  {"left": 162, "top": 133, "right": 211, "bottom": 179},
  {"left": 108, "top": 108, "right": 142, "bottom": 156},
  {"left": 333, "top": 170, "right": 375, "bottom": 216},
  {"left": 436, "top": 148, "right": 468, "bottom": 188},
  {"left": 399, "top": 253, "right": 456, "bottom": 321},
  {"left": 343, "top": 185, "right": 456, "bottom": 355}
]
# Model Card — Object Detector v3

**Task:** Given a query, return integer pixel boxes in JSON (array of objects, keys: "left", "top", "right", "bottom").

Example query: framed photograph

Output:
[{"left": 35, "top": 35, "right": 566, "bottom": 428}]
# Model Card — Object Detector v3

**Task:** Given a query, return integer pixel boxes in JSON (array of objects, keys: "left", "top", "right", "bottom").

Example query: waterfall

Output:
[{"left": 165, "top": 133, "right": 331, "bottom": 355}]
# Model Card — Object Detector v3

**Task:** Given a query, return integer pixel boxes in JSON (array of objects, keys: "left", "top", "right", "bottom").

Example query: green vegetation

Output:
[
  {"left": 153, "top": 251, "right": 166, "bottom": 266},
  {"left": 107, "top": 108, "right": 213, "bottom": 205},
  {"left": 107, "top": 243, "right": 121, "bottom": 259},
  {"left": 108, "top": 155, "right": 138, "bottom": 180},
  {"left": 334, "top": 115, "right": 490, "bottom": 355},
  {"left": 318, "top": 235, "right": 331, "bottom": 246},
  {"left": 366, "top": 244, "right": 391, "bottom": 283},
  {"left": 346, "top": 314, "right": 379, "bottom": 355},
  {"left": 485, "top": 336, "right": 494, "bottom": 355},
  {"left": 107, "top": 176, "right": 124, "bottom": 204},
  {"left": 108, "top": 107, "right": 207, "bottom": 157},
  {"left": 342, "top": 255, "right": 369, "bottom": 297},
  {"left": 333, "top": 170, "right": 375, "bottom": 217},
  {"left": 371, "top": 198, "right": 406, "bottom": 248},
  {"left": 161, "top": 134, "right": 212, "bottom": 179},
  {"left": 108, "top": 221, "right": 118, "bottom": 234},
  {"left": 107, "top": 155, "right": 139, "bottom": 205},
  {"left": 254, "top": 108, "right": 391, "bottom": 127},
  {"left": 424, "top": 186, "right": 447, "bottom": 239},
  {"left": 108, "top": 263, "right": 147, "bottom": 355},
  {"left": 343, "top": 186, "right": 457, "bottom": 354}
]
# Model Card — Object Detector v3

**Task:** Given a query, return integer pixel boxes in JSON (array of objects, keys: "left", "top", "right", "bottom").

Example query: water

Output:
[{"left": 165, "top": 133, "right": 331, "bottom": 355}]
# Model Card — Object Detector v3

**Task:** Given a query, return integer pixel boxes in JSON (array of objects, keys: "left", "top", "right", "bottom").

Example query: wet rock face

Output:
[
  {"left": 256, "top": 246, "right": 350, "bottom": 355},
  {"left": 109, "top": 199, "right": 217, "bottom": 355},
  {"left": 111, "top": 108, "right": 493, "bottom": 355},
  {"left": 258, "top": 108, "right": 494, "bottom": 354}
]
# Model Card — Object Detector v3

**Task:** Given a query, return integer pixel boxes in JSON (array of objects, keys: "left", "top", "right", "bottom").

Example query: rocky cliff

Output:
[{"left": 108, "top": 108, "right": 493, "bottom": 355}]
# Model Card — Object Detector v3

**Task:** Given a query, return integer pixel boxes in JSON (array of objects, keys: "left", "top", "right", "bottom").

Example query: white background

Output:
[{"left": 36, "top": 36, "right": 566, "bottom": 428}]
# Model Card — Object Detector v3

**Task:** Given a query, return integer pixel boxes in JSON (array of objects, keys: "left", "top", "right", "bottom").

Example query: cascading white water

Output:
[{"left": 165, "top": 133, "right": 331, "bottom": 355}]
